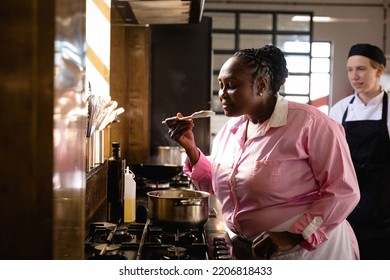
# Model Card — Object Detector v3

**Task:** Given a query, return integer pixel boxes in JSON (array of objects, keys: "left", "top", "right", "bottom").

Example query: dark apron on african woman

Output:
[{"left": 342, "top": 93, "right": 390, "bottom": 242}]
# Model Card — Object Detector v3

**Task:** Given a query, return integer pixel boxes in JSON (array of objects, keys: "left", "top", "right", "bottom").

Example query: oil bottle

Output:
[{"left": 107, "top": 142, "right": 125, "bottom": 223}]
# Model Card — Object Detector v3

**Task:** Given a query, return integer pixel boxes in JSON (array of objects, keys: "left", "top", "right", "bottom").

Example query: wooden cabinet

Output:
[
  {"left": 0, "top": 0, "right": 55, "bottom": 259},
  {"left": 85, "top": 162, "right": 108, "bottom": 229},
  {"left": 110, "top": 25, "right": 152, "bottom": 164}
]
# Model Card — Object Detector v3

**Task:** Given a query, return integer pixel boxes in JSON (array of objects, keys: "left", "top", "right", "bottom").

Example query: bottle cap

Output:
[{"left": 125, "top": 166, "right": 135, "bottom": 178}]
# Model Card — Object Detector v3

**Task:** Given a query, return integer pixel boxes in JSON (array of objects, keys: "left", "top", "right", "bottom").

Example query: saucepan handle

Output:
[{"left": 177, "top": 199, "right": 204, "bottom": 206}]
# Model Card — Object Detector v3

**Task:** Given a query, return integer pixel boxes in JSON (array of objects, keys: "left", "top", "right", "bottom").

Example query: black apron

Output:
[{"left": 342, "top": 93, "right": 390, "bottom": 240}]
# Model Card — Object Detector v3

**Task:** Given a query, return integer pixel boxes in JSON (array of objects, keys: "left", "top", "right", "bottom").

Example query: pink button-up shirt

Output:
[{"left": 184, "top": 94, "right": 360, "bottom": 253}]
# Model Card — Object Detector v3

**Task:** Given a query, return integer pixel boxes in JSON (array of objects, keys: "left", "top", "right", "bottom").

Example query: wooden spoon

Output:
[{"left": 162, "top": 110, "right": 216, "bottom": 124}]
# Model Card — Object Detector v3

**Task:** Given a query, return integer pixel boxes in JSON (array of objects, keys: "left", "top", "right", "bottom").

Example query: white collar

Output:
[
  {"left": 354, "top": 91, "right": 385, "bottom": 106},
  {"left": 229, "top": 93, "right": 289, "bottom": 135}
]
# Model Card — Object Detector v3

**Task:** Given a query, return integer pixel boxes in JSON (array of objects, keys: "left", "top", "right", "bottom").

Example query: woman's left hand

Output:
[{"left": 252, "top": 231, "right": 304, "bottom": 259}]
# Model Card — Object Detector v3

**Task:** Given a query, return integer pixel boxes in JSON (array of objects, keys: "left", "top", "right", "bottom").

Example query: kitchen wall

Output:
[{"left": 204, "top": 0, "right": 390, "bottom": 136}]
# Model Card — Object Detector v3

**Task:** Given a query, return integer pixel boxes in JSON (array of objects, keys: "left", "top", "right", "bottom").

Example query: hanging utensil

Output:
[
  {"left": 86, "top": 94, "right": 98, "bottom": 137},
  {"left": 87, "top": 94, "right": 111, "bottom": 137},
  {"left": 96, "top": 101, "right": 118, "bottom": 131},
  {"left": 91, "top": 95, "right": 110, "bottom": 134},
  {"left": 99, "top": 107, "right": 125, "bottom": 130}
]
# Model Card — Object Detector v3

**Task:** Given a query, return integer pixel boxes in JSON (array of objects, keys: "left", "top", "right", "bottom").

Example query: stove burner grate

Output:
[
  {"left": 98, "top": 225, "right": 135, "bottom": 243},
  {"left": 88, "top": 253, "right": 128, "bottom": 260},
  {"left": 85, "top": 221, "right": 230, "bottom": 260},
  {"left": 163, "top": 246, "right": 189, "bottom": 260}
]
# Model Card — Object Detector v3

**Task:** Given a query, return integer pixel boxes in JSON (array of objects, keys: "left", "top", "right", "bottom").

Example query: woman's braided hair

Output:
[{"left": 233, "top": 45, "right": 289, "bottom": 94}]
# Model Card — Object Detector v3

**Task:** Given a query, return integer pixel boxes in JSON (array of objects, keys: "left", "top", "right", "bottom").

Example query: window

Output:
[
  {"left": 204, "top": 10, "right": 331, "bottom": 114},
  {"left": 310, "top": 42, "right": 331, "bottom": 114}
]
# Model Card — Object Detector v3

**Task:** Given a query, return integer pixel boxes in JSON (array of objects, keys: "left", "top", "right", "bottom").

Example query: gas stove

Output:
[
  {"left": 85, "top": 171, "right": 232, "bottom": 260},
  {"left": 84, "top": 221, "right": 231, "bottom": 260}
]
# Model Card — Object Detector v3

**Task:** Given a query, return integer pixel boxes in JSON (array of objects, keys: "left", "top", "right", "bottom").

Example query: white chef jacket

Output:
[{"left": 329, "top": 91, "right": 390, "bottom": 137}]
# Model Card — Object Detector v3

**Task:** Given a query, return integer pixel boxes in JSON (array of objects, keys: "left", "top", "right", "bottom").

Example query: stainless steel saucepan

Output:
[{"left": 147, "top": 189, "right": 210, "bottom": 229}]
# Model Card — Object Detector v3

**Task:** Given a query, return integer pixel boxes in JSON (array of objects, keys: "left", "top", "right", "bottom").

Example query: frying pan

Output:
[{"left": 129, "top": 163, "right": 183, "bottom": 181}]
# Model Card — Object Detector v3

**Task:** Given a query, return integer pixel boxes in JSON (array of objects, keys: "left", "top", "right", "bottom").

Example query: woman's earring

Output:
[{"left": 259, "top": 92, "right": 263, "bottom": 97}]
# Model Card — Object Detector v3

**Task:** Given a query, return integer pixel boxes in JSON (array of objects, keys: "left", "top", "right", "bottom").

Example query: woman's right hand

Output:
[
  {"left": 163, "top": 113, "right": 199, "bottom": 165},
  {"left": 252, "top": 231, "right": 304, "bottom": 259}
]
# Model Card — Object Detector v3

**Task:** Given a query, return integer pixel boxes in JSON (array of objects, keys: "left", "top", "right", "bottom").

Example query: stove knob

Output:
[
  {"left": 215, "top": 245, "right": 229, "bottom": 250},
  {"left": 214, "top": 237, "right": 226, "bottom": 242},
  {"left": 213, "top": 237, "right": 231, "bottom": 260},
  {"left": 213, "top": 237, "right": 227, "bottom": 246},
  {"left": 216, "top": 254, "right": 231, "bottom": 260},
  {"left": 216, "top": 249, "right": 230, "bottom": 255}
]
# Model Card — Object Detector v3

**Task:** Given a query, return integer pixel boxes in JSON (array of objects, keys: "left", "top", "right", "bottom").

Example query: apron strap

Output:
[
  {"left": 342, "top": 95, "right": 355, "bottom": 124},
  {"left": 381, "top": 91, "right": 388, "bottom": 122}
]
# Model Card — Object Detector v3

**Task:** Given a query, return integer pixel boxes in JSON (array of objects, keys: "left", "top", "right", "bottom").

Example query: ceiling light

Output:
[{"left": 292, "top": 15, "right": 368, "bottom": 23}]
